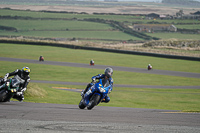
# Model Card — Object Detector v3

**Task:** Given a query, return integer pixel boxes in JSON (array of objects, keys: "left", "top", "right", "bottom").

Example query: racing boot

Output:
[
  {"left": 101, "top": 96, "right": 110, "bottom": 103},
  {"left": 13, "top": 92, "right": 24, "bottom": 102}
]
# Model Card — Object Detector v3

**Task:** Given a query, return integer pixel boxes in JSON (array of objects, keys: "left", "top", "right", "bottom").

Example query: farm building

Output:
[
  {"left": 146, "top": 13, "right": 160, "bottom": 19},
  {"left": 133, "top": 24, "right": 177, "bottom": 33},
  {"left": 192, "top": 11, "right": 200, "bottom": 15}
]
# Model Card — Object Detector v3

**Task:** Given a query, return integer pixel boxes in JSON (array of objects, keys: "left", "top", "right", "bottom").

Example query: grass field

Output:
[
  {"left": 0, "top": 9, "right": 142, "bottom": 21},
  {"left": 0, "top": 43, "right": 200, "bottom": 111},
  {"left": 0, "top": 31, "right": 140, "bottom": 40},
  {"left": 24, "top": 83, "right": 200, "bottom": 111},
  {"left": 0, "top": 9, "right": 198, "bottom": 24},
  {"left": 1, "top": 9, "right": 200, "bottom": 41},
  {"left": 0, "top": 15, "right": 143, "bottom": 40},
  {"left": 0, "top": 19, "right": 113, "bottom": 30},
  {"left": 1, "top": 8, "right": 199, "bottom": 23}
]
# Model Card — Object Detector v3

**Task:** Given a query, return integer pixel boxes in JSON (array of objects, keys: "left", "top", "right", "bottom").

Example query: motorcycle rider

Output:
[
  {"left": 147, "top": 64, "right": 152, "bottom": 70},
  {"left": 0, "top": 67, "right": 31, "bottom": 102},
  {"left": 81, "top": 67, "right": 113, "bottom": 103},
  {"left": 90, "top": 59, "right": 94, "bottom": 66},
  {"left": 39, "top": 55, "right": 44, "bottom": 61}
]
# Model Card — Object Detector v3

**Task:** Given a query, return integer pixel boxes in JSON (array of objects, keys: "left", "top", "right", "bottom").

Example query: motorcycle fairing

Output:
[{"left": 83, "top": 79, "right": 110, "bottom": 106}]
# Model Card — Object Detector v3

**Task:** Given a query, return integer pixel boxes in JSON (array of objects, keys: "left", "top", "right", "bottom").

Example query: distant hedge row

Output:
[
  {"left": 0, "top": 25, "right": 17, "bottom": 31},
  {"left": 3, "top": 8, "right": 145, "bottom": 16},
  {"left": 177, "top": 28, "right": 200, "bottom": 34},
  {"left": 143, "top": 39, "right": 200, "bottom": 48},
  {"left": 84, "top": 18, "right": 159, "bottom": 40}
]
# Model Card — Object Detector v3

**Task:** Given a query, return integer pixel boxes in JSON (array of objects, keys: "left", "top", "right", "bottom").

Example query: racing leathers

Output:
[
  {"left": 0, "top": 69, "right": 30, "bottom": 101},
  {"left": 82, "top": 74, "right": 113, "bottom": 103}
]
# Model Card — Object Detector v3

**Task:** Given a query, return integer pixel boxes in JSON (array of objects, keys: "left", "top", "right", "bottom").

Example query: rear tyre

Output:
[{"left": 87, "top": 94, "right": 100, "bottom": 110}]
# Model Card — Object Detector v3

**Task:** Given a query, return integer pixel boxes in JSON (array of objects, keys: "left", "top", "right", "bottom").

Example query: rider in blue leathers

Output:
[{"left": 81, "top": 67, "right": 113, "bottom": 103}]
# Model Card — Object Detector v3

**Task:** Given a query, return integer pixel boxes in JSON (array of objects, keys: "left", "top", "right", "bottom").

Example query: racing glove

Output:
[
  {"left": 21, "top": 87, "right": 27, "bottom": 92},
  {"left": 92, "top": 78, "right": 96, "bottom": 83},
  {"left": 3, "top": 73, "right": 9, "bottom": 82}
]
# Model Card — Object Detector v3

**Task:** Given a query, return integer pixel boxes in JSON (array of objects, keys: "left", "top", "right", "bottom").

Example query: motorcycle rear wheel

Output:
[{"left": 87, "top": 94, "right": 100, "bottom": 110}]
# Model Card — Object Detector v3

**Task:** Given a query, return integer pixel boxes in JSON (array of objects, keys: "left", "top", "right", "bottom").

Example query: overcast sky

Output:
[
  {"left": 117, "top": 0, "right": 162, "bottom": 1},
  {"left": 101, "top": 0, "right": 200, "bottom": 2},
  {"left": 119, "top": 0, "right": 200, "bottom": 1}
]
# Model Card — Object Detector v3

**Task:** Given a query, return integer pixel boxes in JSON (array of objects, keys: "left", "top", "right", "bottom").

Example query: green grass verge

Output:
[
  {"left": 0, "top": 43, "right": 200, "bottom": 73},
  {"left": 1, "top": 61, "right": 200, "bottom": 86},
  {"left": 22, "top": 83, "right": 200, "bottom": 111},
  {"left": 24, "top": 83, "right": 81, "bottom": 105},
  {"left": 109, "top": 87, "right": 200, "bottom": 111}
]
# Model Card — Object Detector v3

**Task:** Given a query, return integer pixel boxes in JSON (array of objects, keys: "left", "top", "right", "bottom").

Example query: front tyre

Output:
[
  {"left": 0, "top": 89, "right": 8, "bottom": 102},
  {"left": 79, "top": 99, "right": 86, "bottom": 109},
  {"left": 87, "top": 94, "right": 100, "bottom": 110}
]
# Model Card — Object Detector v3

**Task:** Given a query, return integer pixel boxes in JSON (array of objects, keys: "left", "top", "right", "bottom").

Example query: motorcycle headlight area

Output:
[{"left": 99, "top": 87, "right": 106, "bottom": 93}]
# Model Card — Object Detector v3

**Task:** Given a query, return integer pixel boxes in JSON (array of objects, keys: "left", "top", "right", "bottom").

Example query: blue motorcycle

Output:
[{"left": 79, "top": 79, "right": 110, "bottom": 110}]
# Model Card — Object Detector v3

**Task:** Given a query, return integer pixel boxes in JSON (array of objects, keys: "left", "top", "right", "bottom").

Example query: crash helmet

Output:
[
  {"left": 104, "top": 67, "right": 113, "bottom": 78},
  {"left": 21, "top": 67, "right": 30, "bottom": 77}
]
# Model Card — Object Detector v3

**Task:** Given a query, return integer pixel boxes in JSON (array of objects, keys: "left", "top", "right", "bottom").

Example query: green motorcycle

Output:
[{"left": 0, "top": 78, "right": 21, "bottom": 102}]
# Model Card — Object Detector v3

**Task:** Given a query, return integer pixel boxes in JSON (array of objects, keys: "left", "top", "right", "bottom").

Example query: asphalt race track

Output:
[
  {"left": 0, "top": 57, "right": 200, "bottom": 132},
  {"left": 0, "top": 102, "right": 200, "bottom": 133}
]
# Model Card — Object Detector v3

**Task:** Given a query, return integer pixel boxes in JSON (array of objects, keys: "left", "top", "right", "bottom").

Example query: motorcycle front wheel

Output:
[
  {"left": 0, "top": 89, "right": 10, "bottom": 102},
  {"left": 87, "top": 94, "right": 100, "bottom": 110},
  {"left": 79, "top": 99, "right": 86, "bottom": 109}
]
